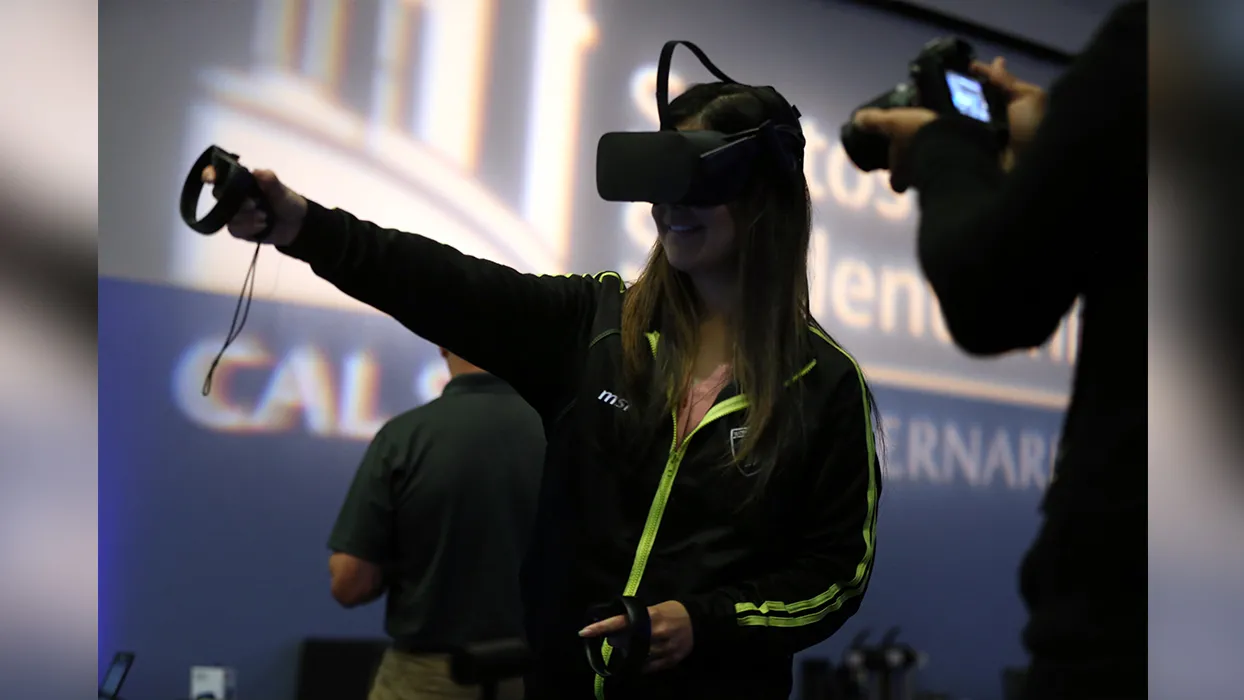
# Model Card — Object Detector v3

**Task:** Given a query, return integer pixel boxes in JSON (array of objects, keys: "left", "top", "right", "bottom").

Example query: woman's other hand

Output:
[
  {"left": 200, "top": 166, "right": 308, "bottom": 247},
  {"left": 578, "top": 600, "right": 695, "bottom": 673}
]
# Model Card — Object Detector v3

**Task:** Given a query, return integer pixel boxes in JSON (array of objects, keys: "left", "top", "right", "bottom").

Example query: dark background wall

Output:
[
  {"left": 900, "top": 0, "right": 1116, "bottom": 54},
  {"left": 98, "top": 1, "right": 1118, "bottom": 699}
]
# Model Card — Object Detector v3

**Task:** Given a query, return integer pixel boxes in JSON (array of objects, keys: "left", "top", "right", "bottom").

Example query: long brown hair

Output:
[{"left": 620, "top": 82, "right": 880, "bottom": 498}]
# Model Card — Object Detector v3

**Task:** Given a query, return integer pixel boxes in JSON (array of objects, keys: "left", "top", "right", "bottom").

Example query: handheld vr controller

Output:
[
  {"left": 582, "top": 596, "right": 651, "bottom": 678},
  {"left": 179, "top": 145, "right": 275, "bottom": 241},
  {"left": 839, "top": 37, "right": 1009, "bottom": 172},
  {"left": 177, "top": 145, "right": 276, "bottom": 397},
  {"left": 595, "top": 40, "right": 805, "bottom": 207}
]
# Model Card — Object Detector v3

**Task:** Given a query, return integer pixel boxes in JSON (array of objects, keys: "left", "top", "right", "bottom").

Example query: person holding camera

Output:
[
  {"left": 207, "top": 79, "right": 882, "bottom": 700},
  {"left": 852, "top": 3, "right": 1145, "bottom": 698}
]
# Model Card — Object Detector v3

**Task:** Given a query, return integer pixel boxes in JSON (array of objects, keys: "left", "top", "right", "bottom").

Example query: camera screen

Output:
[{"left": 946, "top": 70, "right": 991, "bottom": 122}]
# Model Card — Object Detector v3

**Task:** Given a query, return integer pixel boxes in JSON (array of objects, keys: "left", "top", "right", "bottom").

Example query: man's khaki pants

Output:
[{"left": 368, "top": 649, "right": 524, "bottom": 700}]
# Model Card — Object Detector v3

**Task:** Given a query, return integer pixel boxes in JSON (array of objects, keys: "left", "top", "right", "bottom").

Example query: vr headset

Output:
[{"left": 595, "top": 40, "right": 806, "bottom": 208}]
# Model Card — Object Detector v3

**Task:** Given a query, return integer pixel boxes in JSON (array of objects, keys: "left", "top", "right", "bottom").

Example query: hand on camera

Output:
[
  {"left": 971, "top": 56, "right": 1047, "bottom": 162},
  {"left": 200, "top": 166, "right": 308, "bottom": 247},
  {"left": 853, "top": 56, "right": 1048, "bottom": 189},
  {"left": 851, "top": 107, "right": 938, "bottom": 193},
  {"left": 579, "top": 600, "right": 695, "bottom": 673}
]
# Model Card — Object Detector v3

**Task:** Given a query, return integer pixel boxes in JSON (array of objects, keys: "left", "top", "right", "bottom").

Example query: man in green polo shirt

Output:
[{"left": 327, "top": 349, "right": 545, "bottom": 700}]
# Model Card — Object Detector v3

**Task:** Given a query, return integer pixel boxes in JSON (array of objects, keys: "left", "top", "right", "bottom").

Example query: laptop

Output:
[{"left": 99, "top": 652, "right": 135, "bottom": 700}]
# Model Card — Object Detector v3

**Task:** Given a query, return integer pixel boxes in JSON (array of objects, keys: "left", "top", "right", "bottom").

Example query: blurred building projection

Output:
[
  {"left": 171, "top": 0, "right": 598, "bottom": 313},
  {"left": 166, "top": 0, "right": 1078, "bottom": 422}
]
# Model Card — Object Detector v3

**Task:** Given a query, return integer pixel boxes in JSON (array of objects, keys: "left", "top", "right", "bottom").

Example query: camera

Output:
[{"left": 840, "top": 37, "right": 1009, "bottom": 172}]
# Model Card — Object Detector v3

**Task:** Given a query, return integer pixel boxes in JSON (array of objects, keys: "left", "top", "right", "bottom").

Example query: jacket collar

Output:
[{"left": 645, "top": 329, "right": 820, "bottom": 390}]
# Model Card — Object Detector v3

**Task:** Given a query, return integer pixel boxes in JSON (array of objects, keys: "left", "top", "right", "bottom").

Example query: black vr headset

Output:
[{"left": 595, "top": 41, "right": 806, "bottom": 208}]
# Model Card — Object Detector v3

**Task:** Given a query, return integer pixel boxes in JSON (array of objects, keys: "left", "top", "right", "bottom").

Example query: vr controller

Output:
[
  {"left": 179, "top": 145, "right": 275, "bottom": 240},
  {"left": 840, "top": 37, "right": 1009, "bottom": 172},
  {"left": 582, "top": 596, "right": 651, "bottom": 678}
]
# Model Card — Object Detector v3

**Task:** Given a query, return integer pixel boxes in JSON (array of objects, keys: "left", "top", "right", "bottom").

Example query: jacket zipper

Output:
[{"left": 594, "top": 395, "right": 749, "bottom": 699}]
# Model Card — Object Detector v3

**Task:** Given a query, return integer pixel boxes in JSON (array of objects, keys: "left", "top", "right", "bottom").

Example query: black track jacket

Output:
[{"left": 279, "top": 203, "right": 881, "bottom": 700}]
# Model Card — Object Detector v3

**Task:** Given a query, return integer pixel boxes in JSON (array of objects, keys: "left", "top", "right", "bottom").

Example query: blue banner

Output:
[{"left": 101, "top": 277, "right": 1061, "bottom": 700}]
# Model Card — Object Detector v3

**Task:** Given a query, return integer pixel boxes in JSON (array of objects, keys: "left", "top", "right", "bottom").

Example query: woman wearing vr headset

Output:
[{"left": 212, "top": 59, "right": 881, "bottom": 700}]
